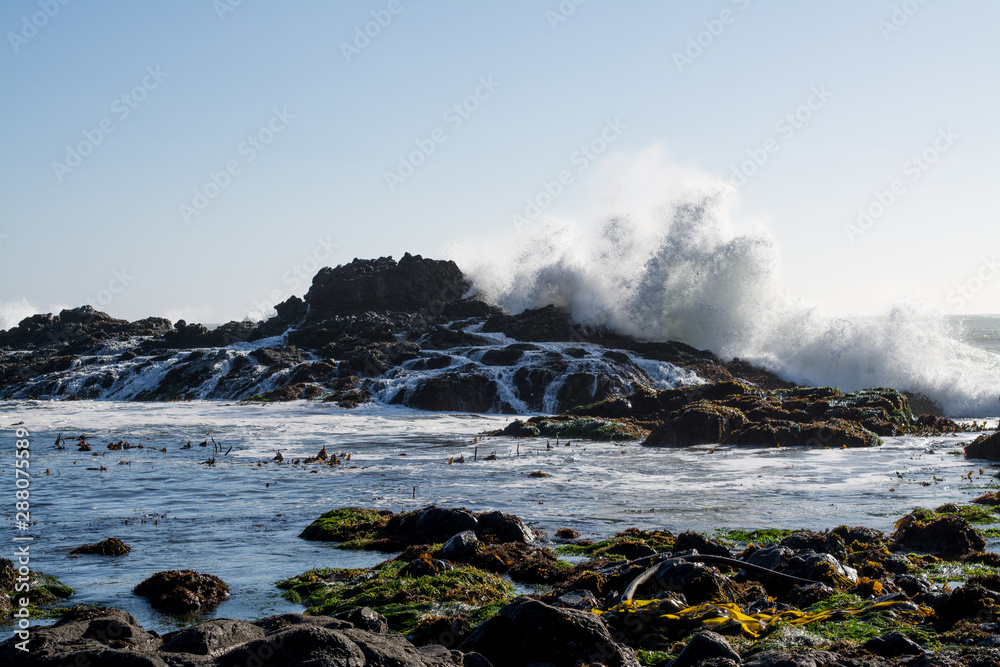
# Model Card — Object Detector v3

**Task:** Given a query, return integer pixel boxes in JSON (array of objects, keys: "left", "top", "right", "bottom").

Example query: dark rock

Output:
[
  {"left": 668, "top": 631, "right": 741, "bottom": 667},
  {"left": 474, "top": 511, "right": 534, "bottom": 544},
  {"left": 459, "top": 597, "right": 640, "bottom": 667},
  {"left": 554, "top": 589, "right": 599, "bottom": 610},
  {"left": 644, "top": 401, "right": 748, "bottom": 447},
  {"left": 331, "top": 606, "right": 390, "bottom": 634},
  {"left": 133, "top": 570, "right": 230, "bottom": 612},
  {"left": 305, "top": 253, "right": 469, "bottom": 315},
  {"left": 742, "top": 651, "right": 839, "bottom": 667},
  {"left": 250, "top": 346, "right": 305, "bottom": 368},
  {"left": 160, "top": 618, "right": 265, "bottom": 655},
  {"left": 862, "top": 631, "right": 923, "bottom": 657},
  {"left": 216, "top": 625, "right": 366, "bottom": 666},
  {"left": 966, "top": 431, "right": 1000, "bottom": 460},
  {"left": 436, "top": 530, "right": 480, "bottom": 562},
  {"left": 889, "top": 514, "right": 986, "bottom": 556},
  {"left": 673, "top": 531, "right": 733, "bottom": 559},
  {"left": 403, "top": 372, "right": 502, "bottom": 412},
  {"left": 779, "top": 530, "right": 847, "bottom": 561},
  {"left": 480, "top": 347, "right": 525, "bottom": 366},
  {"left": 69, "top": 537, "right": 131, "bottom": 556},
  {"left": 385, "top": 506, "right": 478, "bottom": 544}
]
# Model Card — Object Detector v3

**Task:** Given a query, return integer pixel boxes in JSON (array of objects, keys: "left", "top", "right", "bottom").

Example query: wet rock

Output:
[
  {"left": 403, "top": 372, "right": 503, "bottom": 412},
  {"left": 742, "top": 651, "right": 839, "bottom": 667},
  {"left": 643, "top": 401, "right": 748, "bottom": 447},
  {"left": 437, "top": 530, "right": 480, "bottom": 563},
  {"left": 400, "top": 553, "right": 454, "bottom": 577},
  {"left": 673, "top": 531, "right": 734, "bottom": 559},
  {"left": 250, "top": 345, "right": 305, "bottom": 368},
  {"left": 966, "top": 431, "right": 1000, "bottom": 460},
  {"left": 554, "top": 589, "right": 599, "bottom": 610},
  {"left": 160, "top": 618, "right": 265, "bottom": 656},
  {"left": 480, "top": 347, "right": 524, "bottom": 366},
  {"left": 331, "top": 606, "right": 390, "bottom": 634},
  {"left": 779, "top": 530, "right": 847, "bottom": 561},
  {"left": 133, "top": 570, "right": 230, "bottom": 612},
  {"left": 69, "top": 537, "right": 131, "bottom": 556},
  {"left": 459, "top": 597, "right": 640, "bottom": 667},
  {"left": 385, "top": 506, "right": 479, "bottom": 544},
  {"left": 474, "top": 511, "right": 534, "bottom": 544},
  {"left": 668, "top": 631, "right": 741, "bottom": 667},
  {"left": 889, "top": 513, "right": 986, "bottom": 556},
  {"left": 305, "top": 253, "right": 469, "bottom": 314},
  {"left": 862, "top": 631, "right": 924, "bottom": 657}
]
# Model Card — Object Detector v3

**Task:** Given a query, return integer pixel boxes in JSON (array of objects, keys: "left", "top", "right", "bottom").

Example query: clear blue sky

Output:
[{"left": 1, "top": 0, "right": 998, "bottom": 327}]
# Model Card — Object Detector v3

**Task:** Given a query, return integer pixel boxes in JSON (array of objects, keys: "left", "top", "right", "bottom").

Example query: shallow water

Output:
[{"left": 1, "top": 400, "right": 998, "bottom": 638}]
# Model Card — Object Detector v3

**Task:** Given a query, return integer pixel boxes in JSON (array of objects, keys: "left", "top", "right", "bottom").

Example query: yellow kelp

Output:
[{"left": 598, "top": 598, "right": 933, "bottom": 642}]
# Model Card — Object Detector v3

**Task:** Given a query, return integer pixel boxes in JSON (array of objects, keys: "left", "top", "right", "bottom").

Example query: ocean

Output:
[{"left": 0, "top": 309, "right": 997, "bottom": 637}]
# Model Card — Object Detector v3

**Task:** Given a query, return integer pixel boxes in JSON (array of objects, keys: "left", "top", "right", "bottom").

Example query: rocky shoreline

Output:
[{"left": 6, "top": 502, "right": 1000, "bottom": 666}]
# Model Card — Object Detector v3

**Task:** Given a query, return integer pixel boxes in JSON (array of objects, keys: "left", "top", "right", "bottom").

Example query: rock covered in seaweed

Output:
[{"left": 133, "top": 569, "right": 230, "bottom": 612}]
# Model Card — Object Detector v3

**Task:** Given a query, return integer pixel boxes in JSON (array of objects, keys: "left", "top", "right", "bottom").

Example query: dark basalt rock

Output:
[
  {"left": 966, "top": 431, "right": 1000, "bottom": 460},
  {"left": 401, "top": 371, "right": 505, "bottom": 412},
  {"left": 474, "top": 510, "right": 534, "bottom": 544},
  {"left": 384, "top": 506, "right": 479, "bottom": 544},
  {"left": 133, "top": 570, "right": 230, "bottom": 612},
  {"left": 160, "top": 618, "right": 265, "bottom": 655},
  {"left": 672, "top": 531, "right": 733, "bottom": 559},
  {"left": 668, "top": 631, "right": 741, "bottom": 667},
  {"left": 480, "top": 346, "right": 524, "bottom": 366},
  {"left": 644, "top": 401, "right": 748, "bottom": 447},
  {"left": 305, "top": 253, "right": 469, "bottom": 315},
  {"left": 862, "top": 631, "right": 924, "bottom": 657},
  {"left": 459, "top": 597, "right": 640, "bottom": 667}
]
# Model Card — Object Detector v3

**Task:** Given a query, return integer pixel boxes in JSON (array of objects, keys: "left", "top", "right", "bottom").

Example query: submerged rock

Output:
[
  {"left": 966, "top": 431, "right": 1000, "bottom": 460},
  {"left": 69, "top": 537, "right": 131, "bottom": 556}
]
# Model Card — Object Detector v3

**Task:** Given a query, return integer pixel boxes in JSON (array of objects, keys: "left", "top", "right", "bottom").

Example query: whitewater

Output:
[{"left": 450, "top": 147, "right": 999, "bottom": 417}]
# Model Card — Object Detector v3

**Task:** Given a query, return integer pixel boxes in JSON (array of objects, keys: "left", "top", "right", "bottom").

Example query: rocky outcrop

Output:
[
  {"left": 966, "top": 431, "right": 1000, "bottom": 460},
  {"left": 304, "top": 253, "right": 471, "bottom": 315}
]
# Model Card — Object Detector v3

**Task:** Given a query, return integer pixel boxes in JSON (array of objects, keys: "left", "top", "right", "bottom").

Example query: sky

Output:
[{"left": 1, "top": 0, "right": 998, "bottom": 328}]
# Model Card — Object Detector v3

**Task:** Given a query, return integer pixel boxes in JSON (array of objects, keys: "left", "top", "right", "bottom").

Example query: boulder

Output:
[
  {"left": 384, "top": 506, "right": 478, "bottom": 544},
  {"left": 133, "top": 570, "right": 230, "bottom": 612},
  {"left": 862, "top": 631, "right": 923, "bottom": 657},
  {"left": 161, "top": 618, "right": 265, "bottom": 656},
  {"left": 966, "top": 431, "right": 1000, "bottom": 460},
  {"left": 474, "top": 511, "right": 534, "bottom": 544},
  {"left": 669, "top": 631, "right": 741, "bottom": 667},
  {"left": 459, "top": 597, "right": 640, "bottom": 667}
]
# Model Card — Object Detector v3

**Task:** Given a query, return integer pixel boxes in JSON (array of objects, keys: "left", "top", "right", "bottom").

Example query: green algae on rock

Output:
[
  {"left": 1, "top": 558, "right": 73, "bottom": 619},
  {"left": 277, "top": 559, "right": 513, "bottom": 634},
  {"left": 298, "top": 507, "right": 394, "bottom": 545}
]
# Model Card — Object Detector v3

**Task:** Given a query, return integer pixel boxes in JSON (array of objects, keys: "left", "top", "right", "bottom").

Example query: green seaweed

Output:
[
  {"left": 277, "top": 560, "right": 513, "bottom": 634},
  {"left": 714, "top": 528, "right": 801, "bottom": 546},
  {"left": 298, "top": 507, "right": 391, "bottom": 543}
]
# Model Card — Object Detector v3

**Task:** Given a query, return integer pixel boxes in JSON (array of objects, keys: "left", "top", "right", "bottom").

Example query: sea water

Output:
[{"left": 1, "top": 393, "right": 997, "bottom": 637}]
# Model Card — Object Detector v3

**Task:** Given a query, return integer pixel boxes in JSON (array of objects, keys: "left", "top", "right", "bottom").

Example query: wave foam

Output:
[{"left": 450, "top": 145, "right": 999, "bottom": 416}]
